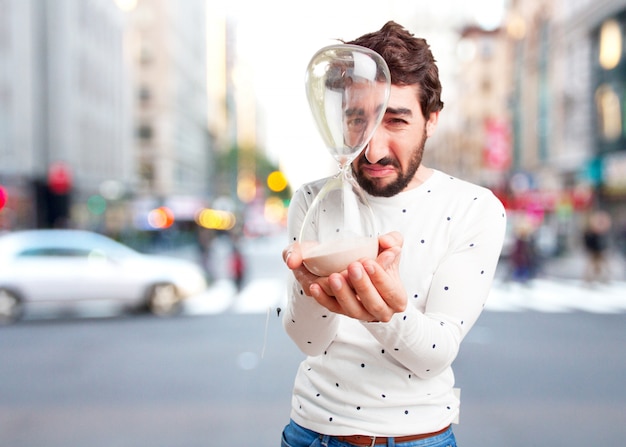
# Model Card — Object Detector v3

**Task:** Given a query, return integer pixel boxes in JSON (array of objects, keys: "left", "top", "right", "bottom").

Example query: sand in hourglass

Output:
[{"left": 303, "top": 236, "right": 379, "bottom": 277}]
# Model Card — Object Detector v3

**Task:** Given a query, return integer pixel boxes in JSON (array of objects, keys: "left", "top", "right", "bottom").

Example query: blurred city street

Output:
[
  {"left": 178, "top": 231, "right": 626, "bottom": 317},
  {"left": 2, "top": 232, "right": 626, "bottom": 447},
  {"left": 3, "top": 2, "right": 626, "bottom": 444}
]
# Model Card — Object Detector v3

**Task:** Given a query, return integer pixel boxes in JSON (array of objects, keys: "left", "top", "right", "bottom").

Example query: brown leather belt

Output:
[{"left": 332, "top": 425, "right": 450, "bottom": 446}]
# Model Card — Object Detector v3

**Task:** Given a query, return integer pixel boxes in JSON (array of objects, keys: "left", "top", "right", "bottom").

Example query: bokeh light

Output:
[
  {"left": 114, "top": 0, "right": 138, "bottom": 12},
  {"left": 599, "top": 19, "right": 622, "bottom": 70},
  {"left": 196, "top": 208, "right": 236, "bottom": 231},
  {"left": 264, "top": 197, "right": 286, "bottom": 224},
  {"left": 0, "top": 185, "right": 7, "bottom": 210},
  {"left": 148, "top": 206, "right": 175, "bottom": 229},
  {"left": 267, "top": 170, "right": 288, "bottom": 192},
  {"left": 87, "top": 195, "right": 107, "bottom": 215},
  {"left": 99, "top": 180, "right": 125, "bottom": 201},
  {"left": 237, "top": 171, "right": 257, "bottom": 203}
]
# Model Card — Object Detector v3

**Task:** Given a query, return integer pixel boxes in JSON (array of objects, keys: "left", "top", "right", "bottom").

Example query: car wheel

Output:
[
  {"left": 146, "top": 283, "right": 180, "bottom": 317},
  {"left": 0, "top": 289, "right": 23, "bottom": 324}
]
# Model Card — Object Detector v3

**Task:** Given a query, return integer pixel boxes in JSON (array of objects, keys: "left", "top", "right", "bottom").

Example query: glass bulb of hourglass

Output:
[{"left": 299, "top": 44, "right": 391, "bottom": 276}]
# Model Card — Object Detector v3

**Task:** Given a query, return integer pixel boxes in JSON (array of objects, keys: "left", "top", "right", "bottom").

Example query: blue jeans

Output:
[{"left": 281, "top": 419, "right": 457, "bottom": 447}]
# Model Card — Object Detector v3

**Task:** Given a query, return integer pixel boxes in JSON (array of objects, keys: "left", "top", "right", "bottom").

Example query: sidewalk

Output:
[{"left": 531, "top": 249, "right": 626, "bottom": 282}]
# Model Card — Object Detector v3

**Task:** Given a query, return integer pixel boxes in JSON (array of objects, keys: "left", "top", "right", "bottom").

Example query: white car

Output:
[{"left": 0, "top": 229, "right": 208, "bottom": 323}]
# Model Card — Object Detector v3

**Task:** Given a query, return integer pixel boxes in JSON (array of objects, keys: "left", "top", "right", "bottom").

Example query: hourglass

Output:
[{"left": 299, "top": 44, "right": 391, "bottom": 276}]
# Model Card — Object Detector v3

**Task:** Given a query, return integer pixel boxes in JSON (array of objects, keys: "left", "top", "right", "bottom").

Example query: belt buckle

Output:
[{"left": 369, "top": 436, "right": 377, "bottom": 447}]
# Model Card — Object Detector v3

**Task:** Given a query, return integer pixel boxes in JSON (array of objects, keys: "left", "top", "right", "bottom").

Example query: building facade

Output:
[
  {"left": 444, "top": 0, "right": 626, "bottom": 253},
  {"left": 0, "top": 0, "right": 217, "bottom": 234},
  {"left": 511, "top": 0, "right": 626, "bottom": 249},
  {"left": 0, "top": 0, "right": 134, "bottom": 227},
  {"left": 584, "top": 1, "right": 626, "bottom": 231},
  {"left": 0, "top": 0, "right": 133, "bottom": 230},
  {"left": 126, "top": 0, "right": 215, "bottom": 228}
]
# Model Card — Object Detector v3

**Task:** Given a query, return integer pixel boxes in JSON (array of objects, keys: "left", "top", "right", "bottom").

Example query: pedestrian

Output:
[
  {"left": 281, "top": 22, "right": 506, "bottom": 447},
  {"left": 509, "top": 218, "right": 538, "bottom": 283},
  {"left": 583, "top": 210, "right": 612, "bottom": 284},
  {"left": 230, "top": 243, "right": 245, "bottom": 291}
]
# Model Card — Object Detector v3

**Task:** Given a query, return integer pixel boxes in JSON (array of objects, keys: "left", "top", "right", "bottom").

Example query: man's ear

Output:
[{"left": 426, "top": 111, "right": 440, "bottom": 137}]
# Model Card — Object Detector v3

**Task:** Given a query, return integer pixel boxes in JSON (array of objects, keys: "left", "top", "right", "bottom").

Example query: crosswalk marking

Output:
[
  {"left": 486, "top": 279, "right": 626, "bottom": 314},
  {"left": 183, "top": 278, "right": 286, "bottom": 316},
  {"left": 183, "top": 279, "right": 236, "bottom": 315},
  {"left": 184, "top": 278, "right": 626, "bottom": 316},
  {"left": 232, "top": 278, "right": 287, "bottom": 314}
]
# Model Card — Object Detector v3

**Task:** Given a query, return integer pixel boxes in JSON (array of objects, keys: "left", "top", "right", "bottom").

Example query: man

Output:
[{"left": 282, "top": 21, "right": 506, "bottom": 447}]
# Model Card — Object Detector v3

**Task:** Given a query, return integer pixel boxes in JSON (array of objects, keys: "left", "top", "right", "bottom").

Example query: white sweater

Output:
[{"left": 283, "top": 169, "right": 507, "bottom": 436}]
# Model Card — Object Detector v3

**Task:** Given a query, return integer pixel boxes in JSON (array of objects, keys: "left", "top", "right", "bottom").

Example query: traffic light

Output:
[
  {"left": 33, "top": 162, "right": 74, "bottom": 228},
  {"left": 48, "top": 162, "right": 72, "bottom": 195},
  {"left": 47, "top": 163, "right": 72, "bottom": 227}
]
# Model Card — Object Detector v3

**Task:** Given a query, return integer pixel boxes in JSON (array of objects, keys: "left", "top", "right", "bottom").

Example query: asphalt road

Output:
[
  {"left": 1, "top": 309, "right": 625, "bottom": 447},
  {"left": 0, "top": 312, "right": 301, "bottom": 447},
  {"left": 454, "top": 311, "right": 626, "bottom": 446}
]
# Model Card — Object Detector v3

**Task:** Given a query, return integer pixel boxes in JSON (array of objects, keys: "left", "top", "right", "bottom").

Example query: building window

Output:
[
  {"left": 481, "top": 78, "right": 492, "bottom": 94},
  {"left": 139, "top": 162, "right": 154, "bottom": 182},
  {"left": 138, "top": 86, "right": 151, "bottom": 105},
  {"left": 599, "top": 19, "right": 622, "bottom": 70},
  {"left": 139, "top": 42, "right": 154, "bottom": 66},
  {"left": 137, "top": 124, "right": 153, "bottom": 140},
  {"left": 595, "top": 83, "right": 622, "bottom": 141}
]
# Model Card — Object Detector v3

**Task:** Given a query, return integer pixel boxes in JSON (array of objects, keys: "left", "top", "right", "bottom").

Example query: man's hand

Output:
[{"left": 283, "top": 232, "right": 406, "bottom": 322}]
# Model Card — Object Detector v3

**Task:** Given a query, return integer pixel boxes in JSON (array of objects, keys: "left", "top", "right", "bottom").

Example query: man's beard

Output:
[{"left": 352, "top": 131, "right": 427, "bottom": 198}]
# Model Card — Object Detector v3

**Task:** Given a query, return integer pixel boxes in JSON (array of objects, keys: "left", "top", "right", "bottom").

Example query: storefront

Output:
[{"left": 592, "top": 10, "right": 626, "bottom": 249}]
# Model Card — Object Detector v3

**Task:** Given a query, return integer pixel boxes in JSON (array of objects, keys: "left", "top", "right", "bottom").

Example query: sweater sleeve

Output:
[
  {"left": 282, "top": 184, "right": 340, "bottom": 356},
  {"left": 364, "top": 190, "right": 506, "bottom": 378}
]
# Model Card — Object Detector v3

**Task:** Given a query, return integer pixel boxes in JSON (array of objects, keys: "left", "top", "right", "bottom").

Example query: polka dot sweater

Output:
[{"left": 283, "top": 169, "right": 507, "bottom": 437}]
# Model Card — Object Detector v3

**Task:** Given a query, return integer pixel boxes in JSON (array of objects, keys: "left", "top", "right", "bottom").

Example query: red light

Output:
[
  {"left": 0, "top": 186, "right": 6, "bottom": 210},
  {"left": 48, "top": 162, "right": 72, "bottom": 194}
]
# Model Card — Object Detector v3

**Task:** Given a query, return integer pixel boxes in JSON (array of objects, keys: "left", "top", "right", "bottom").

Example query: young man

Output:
[{"left": 282, "top": 21, "right": 506, "bottom": 447}]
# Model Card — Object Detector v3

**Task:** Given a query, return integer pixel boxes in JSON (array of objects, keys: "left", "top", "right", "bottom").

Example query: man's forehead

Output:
[{"left": 386, "top": 85, "right": 420, "bottom": 112}]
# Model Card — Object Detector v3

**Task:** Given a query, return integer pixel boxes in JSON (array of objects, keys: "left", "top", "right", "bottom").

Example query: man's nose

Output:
[{"left": 364, "top": 130, "right": 387, "bottom": 164}]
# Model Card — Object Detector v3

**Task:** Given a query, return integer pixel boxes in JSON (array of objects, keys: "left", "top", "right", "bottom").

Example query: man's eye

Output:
[
  {"left": 347, "top": 118, "right": 367, "bottom": 130},
  {"left": 387, "top": 118, "right": 407, "bottom": 126}
]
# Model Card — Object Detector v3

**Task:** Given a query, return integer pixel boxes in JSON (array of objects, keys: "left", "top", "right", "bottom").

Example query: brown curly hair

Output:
[{"left": 344, "top": 21, "right": 444, "bottom": 117}]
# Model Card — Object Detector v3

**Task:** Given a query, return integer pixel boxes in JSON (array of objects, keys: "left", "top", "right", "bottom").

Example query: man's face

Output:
[
  {"left": 351, "top": 84, "right": 438, "bottom": 197},
  {"left": 342, "top": 81, "right": 388, "bottom": 151}
]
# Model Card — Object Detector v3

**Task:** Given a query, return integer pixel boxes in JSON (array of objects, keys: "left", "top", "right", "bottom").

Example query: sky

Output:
[{"left": 208, "top": 0, "right": 507, "bottom": 191}]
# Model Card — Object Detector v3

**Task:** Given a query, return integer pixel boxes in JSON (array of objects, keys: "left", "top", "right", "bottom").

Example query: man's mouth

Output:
[{"left": 360, "top": 164, "right": 396, "bottom": 178}]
